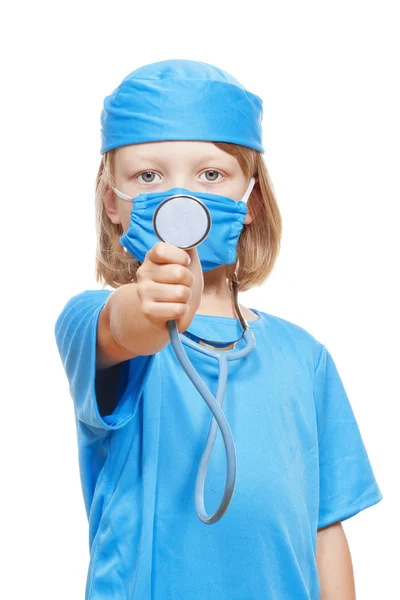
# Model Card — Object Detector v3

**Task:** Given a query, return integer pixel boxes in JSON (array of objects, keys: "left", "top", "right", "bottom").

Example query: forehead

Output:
[{"left": 115, "top": 141, "right": 238, "bottom": 168}]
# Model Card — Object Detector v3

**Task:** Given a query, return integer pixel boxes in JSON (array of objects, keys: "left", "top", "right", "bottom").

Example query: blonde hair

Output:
[{"left": 94, "top": 143, "right": 282, "bottom": 292}]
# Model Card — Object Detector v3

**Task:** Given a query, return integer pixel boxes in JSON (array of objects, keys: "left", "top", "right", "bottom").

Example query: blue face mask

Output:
[{"left": 113, "top": 178, "right": 255, "bottom": 272}]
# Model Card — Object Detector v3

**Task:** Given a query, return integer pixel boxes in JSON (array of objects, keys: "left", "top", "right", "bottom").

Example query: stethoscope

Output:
[{"left": 150, "top": 180, "right": 257, "bottom": 524}]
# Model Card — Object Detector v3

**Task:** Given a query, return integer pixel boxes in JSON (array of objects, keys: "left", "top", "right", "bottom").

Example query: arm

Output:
[
  {"left": 316, "top": 521, "right": 356, "bottom": 599},
  {"left": 96, "top": 243, "right": 201, "bottom": 370},
  {"left": 96, "top": 283, "right": 172, "bottom": 369}
]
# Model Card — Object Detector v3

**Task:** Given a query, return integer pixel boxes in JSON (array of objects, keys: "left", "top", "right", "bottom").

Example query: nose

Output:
[{"left": 167, "top": 180, "right": 191, "bottom": 191}]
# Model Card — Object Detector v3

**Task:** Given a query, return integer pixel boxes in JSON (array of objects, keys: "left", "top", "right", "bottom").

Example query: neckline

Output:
[{"left": 191, "top": 307, "right": 263, "bottom": 329}]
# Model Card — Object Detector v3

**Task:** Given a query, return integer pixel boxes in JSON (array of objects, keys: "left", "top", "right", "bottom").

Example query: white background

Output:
[{"left": 2, "top": 0, "right": 397, "bottom": 597}]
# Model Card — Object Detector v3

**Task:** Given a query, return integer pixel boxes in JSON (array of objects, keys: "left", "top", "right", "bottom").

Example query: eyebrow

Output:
[{"left": 124, "top": 156, "right": 165, "bottom": 166}]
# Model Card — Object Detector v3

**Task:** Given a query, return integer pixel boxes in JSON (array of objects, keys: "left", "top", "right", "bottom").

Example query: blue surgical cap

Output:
[{"left": 100, "top": 59, "right": 264, "bottom": 155}]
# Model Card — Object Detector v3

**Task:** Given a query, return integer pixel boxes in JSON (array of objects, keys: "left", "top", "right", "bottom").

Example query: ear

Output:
[
  {"left": 103, "top": 186, "right": 122, "bottom": 225},
  {"left": 244, "top": 210, "right": 253, "bottom": 225}
]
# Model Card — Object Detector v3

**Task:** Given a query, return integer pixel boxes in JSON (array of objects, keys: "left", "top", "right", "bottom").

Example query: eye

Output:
[
  {"left": 199, "top": 170, "right": 223, "bottom": 182},
  {"left": 136, "top": 171, "right": 162, "bottom": 184}
]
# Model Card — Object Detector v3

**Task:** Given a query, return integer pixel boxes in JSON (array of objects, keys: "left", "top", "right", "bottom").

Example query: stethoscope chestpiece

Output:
[{"left": 152, "top": 194, "right": 212, "bottom": 249}]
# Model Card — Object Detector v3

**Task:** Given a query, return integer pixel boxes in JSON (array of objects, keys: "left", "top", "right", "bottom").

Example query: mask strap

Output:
[
  {"left": 112, "top": 178, "right": 256, "bottom": 203},
  {"left": 241, "top": 177, "right": 256, "bottom": 204},
  {"left": 111, "top": 186, "right": 132, "bottom": 201}
]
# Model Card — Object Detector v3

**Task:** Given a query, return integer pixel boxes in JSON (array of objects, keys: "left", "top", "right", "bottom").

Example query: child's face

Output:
[{"left": 103, "top": 141, "right": 254, "bottom": 232}]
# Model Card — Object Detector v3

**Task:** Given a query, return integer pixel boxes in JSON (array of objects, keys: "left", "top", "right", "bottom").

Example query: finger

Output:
[
  {"left": 147, "top": 242, "right": 191, "bottom": 267},
  {"left": 142, "top": 280, "right": 193, "bottom": 304},
  {"left": 143, "top": 300, "right": 189, "bottom": 322},
  {"left": 150, "top": 263, "right": 194, "bottom": 287}
]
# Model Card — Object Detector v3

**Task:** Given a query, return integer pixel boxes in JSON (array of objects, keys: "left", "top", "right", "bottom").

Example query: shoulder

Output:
[
  {"left": 56, "top": 288, "right": 113, "bottom": 318},
  {"left": 54, "top": 288, "right": 114, "bottom": 339},
  {"left": 257, "top": 309, "right": 324, "bottom": 372}
]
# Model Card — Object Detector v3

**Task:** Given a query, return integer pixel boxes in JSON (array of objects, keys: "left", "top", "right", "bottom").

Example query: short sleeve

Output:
[
  {"left": 54, "top": 289, "right": 156, "bottom": 433},
  {"left": 313, "top": 343, "right": 383, "bottom": 529}
]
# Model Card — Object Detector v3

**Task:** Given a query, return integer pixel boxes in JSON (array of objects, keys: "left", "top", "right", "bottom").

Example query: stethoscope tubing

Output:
[{"left": 167, "top": 313, "right": 256, "bottom": 524}]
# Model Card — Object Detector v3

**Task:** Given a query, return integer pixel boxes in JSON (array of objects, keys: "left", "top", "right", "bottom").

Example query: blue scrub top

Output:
[{"left": 54, "top": 289, "right": 383, "bottom": 599}]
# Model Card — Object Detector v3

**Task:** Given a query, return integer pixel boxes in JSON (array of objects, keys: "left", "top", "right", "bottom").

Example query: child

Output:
[{"left": 54, "top": 59, "right": 383, "bottom": 599}]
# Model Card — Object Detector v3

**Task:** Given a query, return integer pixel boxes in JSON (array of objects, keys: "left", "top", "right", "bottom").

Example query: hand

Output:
[{"left": 136, "top": 241, "right": 203, "bottom": 333}]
